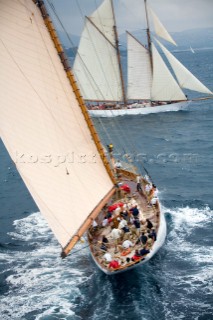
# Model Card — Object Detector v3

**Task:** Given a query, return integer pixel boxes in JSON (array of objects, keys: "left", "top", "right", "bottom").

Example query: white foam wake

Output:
[
  {"left": 162, "top": 205, "right": 213, "bottom": 292},
  {"left": 0, "top": 212, "right": 93, "bottom": 320}
]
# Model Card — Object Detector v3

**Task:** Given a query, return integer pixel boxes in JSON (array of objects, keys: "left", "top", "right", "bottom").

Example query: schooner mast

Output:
[
  {"left": 144, "top": 0, "right": 153, "bottom": 71},
  {"left": 73, "top": 0, "right": 126, "bottom": 105},
  {"left": 111, "top": 0, "right": 127, "bottom": 107}
]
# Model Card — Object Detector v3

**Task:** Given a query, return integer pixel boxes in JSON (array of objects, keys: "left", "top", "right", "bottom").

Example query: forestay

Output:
[{"left": 0, "top": 0, "right": 114, "bottom": 249}]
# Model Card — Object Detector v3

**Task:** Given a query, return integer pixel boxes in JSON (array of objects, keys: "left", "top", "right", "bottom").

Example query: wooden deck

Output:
[{"left": 88, "top": 174, "right": 161, "bottom": 274}]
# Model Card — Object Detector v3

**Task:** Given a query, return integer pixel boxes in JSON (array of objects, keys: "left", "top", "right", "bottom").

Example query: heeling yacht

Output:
[
  {"left": 72, "top": 0, "right": 212, "bottom": 117},
  {"left": 0, "top": 0, "right": 166, "bottom": 275}
]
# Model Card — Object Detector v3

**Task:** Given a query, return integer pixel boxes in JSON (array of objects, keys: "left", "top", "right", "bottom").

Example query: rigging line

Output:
[
  {"left": 83, "top": 13, "right": 119, "bottom": 100},
  {"left": 89, "top": 2, "right": 136, "bottom": 149},
  {"left": 47, "top": 2, "right": 137, "bottom": 167},
  {"left": 75, "top": 1, "right": 110, "bottom": 100},
  {"left": 96, "top": 116, "right": 135, "bottom": 170},
  {"left": 67, "top": 243, "right": 90, "bottom": 256},
  {"left": 47, "top": 0, "right": 76, "bottom": 53},
  {"left": 46, "top": 0, "right": 104, "bottom": 100},
  {"left": 121, "top": 124, "right": 154, "bottom": 182},
  {"left": 74, "top": 0, "right": 112, "bottom": 100},
  {"left": 34, "top": 4, "right": 100, "bottom": 149},
  {"left": 77, "top": 0, "right": 122, "bottom": 101},
  {"left": 87, "top": 0, "right": 127, "bottom": 123},
  {"left": 35, "top": 12, "right": 109, "bottom": 205},
  {"left": 95, "top": 0, "right": 122, "bottom": 100},
  {"left": 38, "top": 3, "right": 117, "bottom": 201},
  {"left": 46, "top": 0, "right": 105, "bottom": 99}
]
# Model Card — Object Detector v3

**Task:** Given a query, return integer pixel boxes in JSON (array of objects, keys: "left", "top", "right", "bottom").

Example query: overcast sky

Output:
[{"left": 48, "top": 0, "right": 213, "bottom": 35}]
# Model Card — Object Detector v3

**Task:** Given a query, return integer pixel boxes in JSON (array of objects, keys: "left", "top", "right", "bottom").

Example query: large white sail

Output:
[
  {"left": 73, "top": 0, "right": 122, "bottom": 101},
  {"left": 149, "top": 6, "right": 177, "bottom": 46},
  {"left": 151, "top": 43, "right": 187, "bottom": 101},
  {"left": 155, "top": 39, "right": 213, "bottom": 95},
  {"left": 0, "top": 0, "right": 114, "bottom": 249},
  {"left": 127, "top": 32, "right": 152, "bottom": 100}
]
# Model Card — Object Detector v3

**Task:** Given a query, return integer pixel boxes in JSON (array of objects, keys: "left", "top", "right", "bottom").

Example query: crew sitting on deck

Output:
[
  {"left": 110, "top": 228, "right": 123, "bottom": 252},
  {"left": 130, "top": 205, "right": 139, "bottom": 218},
  {"left": 146, "top": 218, "right": 153, "bottom": 230},
  {"left": 118, "top": 216, "right": 130, "bottom": 238},
  {"left": 131, "top": 249, "right": 142, "bottom": 261},
  {"left": 109, "top": 259, "right": 120, "bottom": 269},
  {"left": 115, "top": 160, "right": 122, "bottom": 169},
  {"left": 102, "top": 216, "right": 109, "bottom": 227},
  {"left": 119, "top": 239, "right": 134, "bottom": 255},
  {"left": 107, "top": 143, "right": 114, "bottom": 154},
  {"left": 122, "top": 239, "right": 134, "bottom": 249},
  {"left": 145, "top": 182, "right": 152, "bottom": 196},
  {"left": 139, "top": 247, "right": 150, "bottom": 256},
  {"left": 118, "top": 216, "right": 128, "bottom": 230},
  {"left": 133, "top": 218, "right": 140, "bottom": 236},
  {"left": 120, "top": 207, "right": 129, "bottom": 221},
  {"left": 148, "top": 184, "right": 158, "bottom": 204},
  {"left": 136, "top": 175, "right": 142, "bottom": 192},
  {"left": 103, "top": 252, "right": 112, "bottom": 263},
  {"left": 136, "top": 232, "right": 147, "bottom": 245},
  {"left": 150, "top": 228, "right": 157, "bottom": 241}
]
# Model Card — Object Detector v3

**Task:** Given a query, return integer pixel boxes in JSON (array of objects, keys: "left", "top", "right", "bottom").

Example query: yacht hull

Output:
[
  {"left": 88, "top": 101, "right": 190, "bottom": 118},
  {"left": 90, "top": 205, "right": 166, "bottom": 275},
  {"left": 88, "top": 175, "right": 167, "bottom": 275}
]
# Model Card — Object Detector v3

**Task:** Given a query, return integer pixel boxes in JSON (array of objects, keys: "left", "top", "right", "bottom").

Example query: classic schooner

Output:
[
  {"left": 0, "top": 0, "right": 166, "bottom": 274},
  {"left": 72, "top": 0, "right": 212, "bottom": 117}
]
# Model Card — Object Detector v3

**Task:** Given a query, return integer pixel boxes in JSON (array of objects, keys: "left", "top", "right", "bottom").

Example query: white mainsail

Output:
[
  {"left": 155, "top": 39, "right": 212, "bottom": 95},
  {"left": 0, "top": 0, "right": 114, "bottom": 249},
  {"left": 151, "top": 43, "right": 187, "bottom": 101},
  {"left": 127, "top": 32, "right": 152, "bottom": 100},
  {"left": 149, "top": 6, "right": 177, "bottom": 46},
  {"left": 73, "top": 0, "right": 122, "bottom": 101}
]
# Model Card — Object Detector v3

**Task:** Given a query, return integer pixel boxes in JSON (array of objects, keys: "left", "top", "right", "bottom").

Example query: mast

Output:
[
  {"left": 144, "top": 0, "right": 153, "bottom": 71},
  {"left": 111, "top": 0, "right": 127, "bottom": 106}
]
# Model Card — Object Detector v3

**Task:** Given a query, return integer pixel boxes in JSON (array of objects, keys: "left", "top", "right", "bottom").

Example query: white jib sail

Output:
[
  {"left": 149, "top": 6, "right": 177, "bottom": 46},
  {"left": 127, "top": 32, "right": 152, "bottom": 100},
  {"left": 151, "top": 43, "right": 187, "bottom": 101},
  {"left": 73, "top": 0, "right": 122, "bottom": 101},
  {"left": 155, "top": 39, "right": 213, "bottom": 95},
  {"left": 0, "top": 0, "right": 114, "bottom": 249}
]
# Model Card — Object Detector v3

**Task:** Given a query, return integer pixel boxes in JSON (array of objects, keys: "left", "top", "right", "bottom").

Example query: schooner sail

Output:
[
  {"left": 73, "top": 0, "right": 124, "bottom": 103},
  {"left": 72, "top": 0, "right": 212, "bottom": 117},
  {"left": 0, "top": 0, "right": 114, "bottom": 252},
  {"left": 0, "top": 0, "right": 166, "bottom": 274}
]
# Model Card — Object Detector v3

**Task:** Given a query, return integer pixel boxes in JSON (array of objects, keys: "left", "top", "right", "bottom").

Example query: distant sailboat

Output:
[
  {"left": 73, "top": 0, "right": 212, "bottom": 117},
  {"left": 0, "top": 0, "right": 166, "bottom": 274},
  {"left": 190, "top": 46, "right": 195, "bottom": 53}
]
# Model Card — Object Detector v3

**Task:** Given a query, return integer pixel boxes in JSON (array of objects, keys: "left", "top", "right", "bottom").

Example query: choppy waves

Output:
[
  {"left": 0, "top": 206, "right": 212, "bottom": 320},
  {"left": 0, "top": 213, "right": 93, "bottom": 320}
]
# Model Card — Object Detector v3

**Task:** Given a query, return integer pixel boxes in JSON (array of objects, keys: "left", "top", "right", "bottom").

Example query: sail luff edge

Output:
[{"left": 35, "top": 0, "right": 116, "bottom": 185}]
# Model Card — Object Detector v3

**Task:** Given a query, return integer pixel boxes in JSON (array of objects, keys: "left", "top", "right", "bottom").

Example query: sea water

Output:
[{"left": 0, "top": 49, "right": 212, "bottom": 319}]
